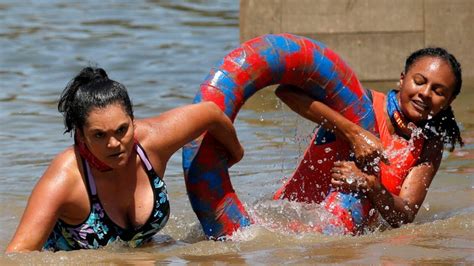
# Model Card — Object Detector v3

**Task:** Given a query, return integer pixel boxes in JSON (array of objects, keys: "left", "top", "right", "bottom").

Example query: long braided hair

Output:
[{"left": 404, "top": 47, "right": 463, "bottom": 151}]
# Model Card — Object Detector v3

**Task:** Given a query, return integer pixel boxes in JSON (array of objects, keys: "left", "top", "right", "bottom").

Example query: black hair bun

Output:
[{"left": 92, "top": 68, "right": 108, "bottom": 81}]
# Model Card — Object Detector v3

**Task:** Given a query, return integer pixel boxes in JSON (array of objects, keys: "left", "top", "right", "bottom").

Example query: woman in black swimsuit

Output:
[{"left": 6, "top": 67, "right": 244, "bottom": 252}]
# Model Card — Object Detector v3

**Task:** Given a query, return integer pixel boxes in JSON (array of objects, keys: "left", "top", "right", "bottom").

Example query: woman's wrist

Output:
[
  {"left": 340, "top": 122, "right": 361, "bottom": 144},
  {"left": 366, "top": 174, "right": 384, "bottom": 196}
]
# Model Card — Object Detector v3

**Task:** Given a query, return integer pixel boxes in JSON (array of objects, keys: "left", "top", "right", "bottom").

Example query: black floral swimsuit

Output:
[{"left": 44, "top": 143, "right": 170, "bottom": 251}]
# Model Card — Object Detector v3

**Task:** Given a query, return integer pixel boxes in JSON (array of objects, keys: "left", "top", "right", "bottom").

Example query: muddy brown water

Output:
[{"left": 1, "top": 1, "right": 472, "bottom": 264}]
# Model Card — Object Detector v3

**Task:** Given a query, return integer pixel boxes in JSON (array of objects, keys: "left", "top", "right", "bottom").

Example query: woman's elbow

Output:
[
  {"left": 199, "top": 102, "right": 222, "bottom": 119},
  {"left": 5, "top": 243, "right": 36, "bottom": 253},
  {"left": 387, "top": 212, "right": 416, "bottom": 228},
  {"left": 403, "top": 213, "right": 416, "bottom": 225},
  {"left": 199, "top": 101, "right": 229, "bottom": 129},
  {"left": 275, "top": 85, "right": 292, "bottom": 101}
]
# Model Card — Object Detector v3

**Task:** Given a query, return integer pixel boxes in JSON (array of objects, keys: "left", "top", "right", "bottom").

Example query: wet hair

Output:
[
  {"left": 58, "top": 67, "right": 134, "bottom": 133},
  {"left": 404, "top": 47, "right": 463, "bottom": 151}
]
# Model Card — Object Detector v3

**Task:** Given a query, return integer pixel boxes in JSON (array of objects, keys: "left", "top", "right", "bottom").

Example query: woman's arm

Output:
[
  {"left": 276, "top": 85, "right": 388, "bottom": 166},
  {"left": 137, "top": 101, "right": 244, "bottom": 168},
  {"left": 6, "top": 150, "right": 77, "bottom": 252},
  {"left": 331, "top": 138, "right": 443, "bottom": 227}
]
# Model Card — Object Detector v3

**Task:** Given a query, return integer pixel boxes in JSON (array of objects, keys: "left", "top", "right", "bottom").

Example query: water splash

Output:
[{"left": 247, "top": 199, "right": 347, "bottom": 236}]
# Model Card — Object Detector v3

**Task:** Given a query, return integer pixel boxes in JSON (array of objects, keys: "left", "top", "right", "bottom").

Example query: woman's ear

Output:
[
  {"left": 399, "top": 72, "right": 406, "bottom": 88},
  {"left": 445, "top": 95, "right": 456, "bottom": 109}
]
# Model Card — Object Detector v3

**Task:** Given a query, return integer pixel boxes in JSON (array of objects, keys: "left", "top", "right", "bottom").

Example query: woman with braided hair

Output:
[
  {"left": 275, "top": 47, "right": 463, "bottom": 230},
  {"left": 175, "top": 33, "right": 463, "bottom": 237}
]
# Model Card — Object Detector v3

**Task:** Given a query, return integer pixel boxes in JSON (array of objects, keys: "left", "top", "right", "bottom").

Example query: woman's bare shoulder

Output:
[
  {"left": 133, "top": 119, "right": 169, "bottom": 151},
  {"left": 39, "top": 146, "right": 84, "bottom": 191}
]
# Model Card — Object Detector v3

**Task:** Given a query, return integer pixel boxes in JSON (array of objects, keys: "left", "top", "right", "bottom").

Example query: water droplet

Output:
[
  {"left": 259, "top": 116, "right": 264, "bottom": 122},
  {"left": 369, "top": 208, "right": 375, "bottom": 216},
  {"left": 346, "top": 176, "right": 354, "bottom": 184},
  {"left": 384, "top": 205, "right": 390, "bottom": 210},
  {"left": 317, "top": 160, "right": 323, "bottom": 164},
  {"left": 324, "top": 147, "right": 332, "bottom": 153},
  {"left": 422, "top": 202, "right": 430, "bottom": 211}
]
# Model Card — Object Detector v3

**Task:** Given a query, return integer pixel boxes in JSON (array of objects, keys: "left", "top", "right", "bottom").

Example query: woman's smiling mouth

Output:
[{"left": 411, "top": 99, "right": 428, "bottom": 113}]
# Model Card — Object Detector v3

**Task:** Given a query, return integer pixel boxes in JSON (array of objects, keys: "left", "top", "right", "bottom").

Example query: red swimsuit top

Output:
[{"left": 372, "top": 90, "right": 425, "bottom": 195}]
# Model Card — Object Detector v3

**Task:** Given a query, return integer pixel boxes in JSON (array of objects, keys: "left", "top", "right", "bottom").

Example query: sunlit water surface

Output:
[{"left": 0, "top": 0, "right": 472, "bottom": 264}]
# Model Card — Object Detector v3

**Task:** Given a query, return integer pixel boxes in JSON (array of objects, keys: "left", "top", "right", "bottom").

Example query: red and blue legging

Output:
[{"left": 182, "top": 33, "right": 376, "bottom": 238}]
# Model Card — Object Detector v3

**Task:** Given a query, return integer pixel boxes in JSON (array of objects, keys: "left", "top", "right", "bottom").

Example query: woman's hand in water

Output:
[
  {"left": 330, "top": 161, "right": 377, "bottom": 192},
  {"left": 345, "top": 126, "right": 389, "bottom": 170}
]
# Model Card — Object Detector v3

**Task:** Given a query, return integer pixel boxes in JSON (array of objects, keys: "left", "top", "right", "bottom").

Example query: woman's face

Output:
[
  {"left": 81, "top": 103, "right": 135, "bottom": 169},
  {"left": 399, "top": 56, "right": 456, "bottom": 123}
]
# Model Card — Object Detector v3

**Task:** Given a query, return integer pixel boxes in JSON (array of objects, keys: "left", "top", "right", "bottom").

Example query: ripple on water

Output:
[{"left": 0, "top": 0, "right": 472, "bottom": 264}]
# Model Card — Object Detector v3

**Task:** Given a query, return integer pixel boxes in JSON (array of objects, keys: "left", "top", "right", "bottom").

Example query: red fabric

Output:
[
  {"left": 75, "top": 133, "right": 112, "bottom": 172},
  {"left": 273, "top": 139, "right": 350, "bottom": 203},
  {"left": 371, "top": 91, "right": 425, "bottom": 195}
]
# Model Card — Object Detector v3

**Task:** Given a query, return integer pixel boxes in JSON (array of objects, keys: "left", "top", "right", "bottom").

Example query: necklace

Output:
[{"left": 386, "top": 90, "right": 411, "bottom": 139}]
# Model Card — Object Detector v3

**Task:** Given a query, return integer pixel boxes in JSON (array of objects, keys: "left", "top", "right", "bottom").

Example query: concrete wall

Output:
[{"left": 240, "top": 0, "right": 474, "bottom": 83}]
